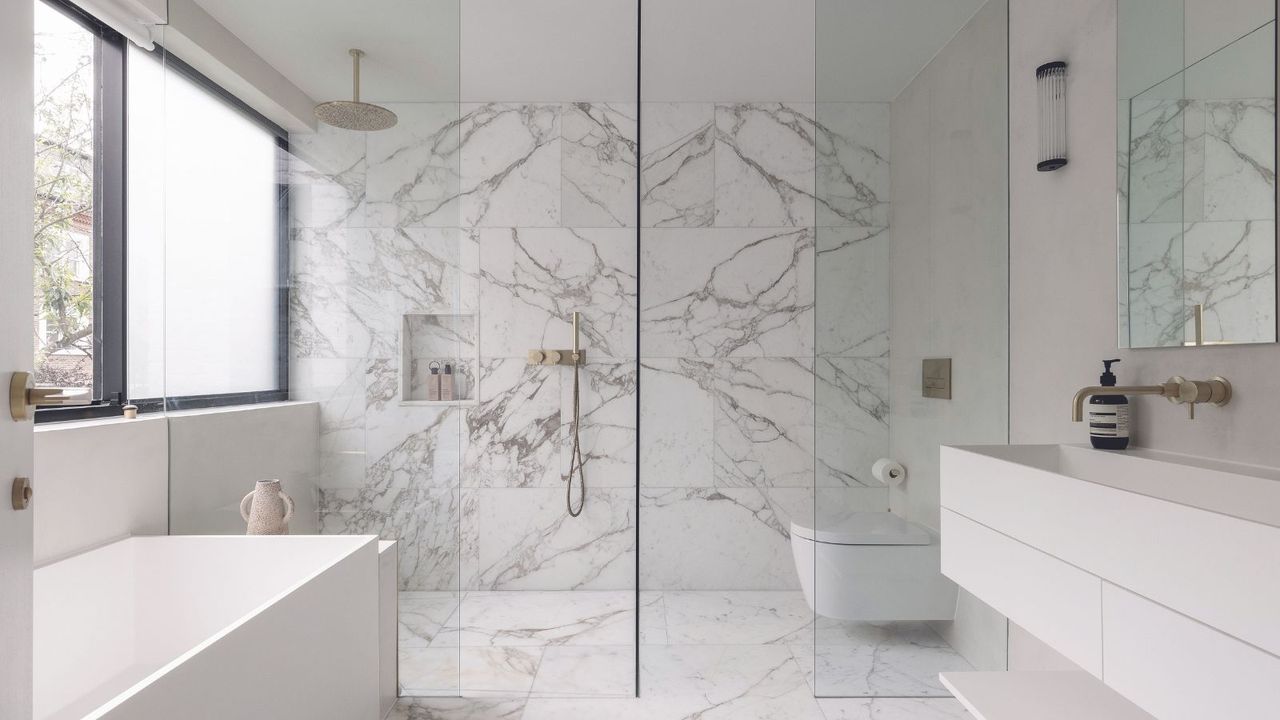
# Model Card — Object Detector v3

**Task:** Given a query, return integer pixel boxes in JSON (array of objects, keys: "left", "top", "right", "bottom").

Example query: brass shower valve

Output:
[{"left": 527, "top": 349, "right": 584, "bottom": 366}]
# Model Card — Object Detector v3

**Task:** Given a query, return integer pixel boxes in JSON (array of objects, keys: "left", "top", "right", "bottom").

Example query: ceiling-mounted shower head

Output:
[{"left": 314, "top": 49, "right": 398, "bottom": 131}]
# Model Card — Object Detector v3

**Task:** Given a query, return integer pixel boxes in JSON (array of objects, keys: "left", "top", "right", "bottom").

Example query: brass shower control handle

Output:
[
  {"left": 10, "top": 371, "right": 91, "bottom": 421},
  {"left": 526, "top": 349, "right": 583, "bottom": 366},
  {"left": 1165, "top": 376, "right": 1232, "bottom": 420}
]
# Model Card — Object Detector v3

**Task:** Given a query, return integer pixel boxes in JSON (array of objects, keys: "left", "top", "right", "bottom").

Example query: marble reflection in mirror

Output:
[{"left": 1118, "top": 0, "right": 1276, "bottom": 348}]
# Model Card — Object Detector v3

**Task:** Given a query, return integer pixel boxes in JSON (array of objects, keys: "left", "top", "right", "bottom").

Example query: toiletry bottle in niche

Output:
[
  {"left": 427, "top": 361, "right": 442, "bottom": 402},
  {"left": 1089, "top": 358, "right": 1130, "bottom": 450},
  {"left": 441, "top": 363, "right": 454, "bottom": 402}
]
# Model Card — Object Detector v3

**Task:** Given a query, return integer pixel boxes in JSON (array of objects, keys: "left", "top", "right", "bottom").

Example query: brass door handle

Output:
[{"left": 9, "top": 371, "right": 91, "bottom": 420}]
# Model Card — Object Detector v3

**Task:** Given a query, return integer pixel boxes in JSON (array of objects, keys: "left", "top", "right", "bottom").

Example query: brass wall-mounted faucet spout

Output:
[{"left": 1071, "top": 376, "right": 1231, "bottom": 421}]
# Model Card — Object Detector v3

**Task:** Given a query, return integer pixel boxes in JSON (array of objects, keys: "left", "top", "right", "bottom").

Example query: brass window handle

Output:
[{"left": 9, "top": 371, "right": 92, "bottom": 420}]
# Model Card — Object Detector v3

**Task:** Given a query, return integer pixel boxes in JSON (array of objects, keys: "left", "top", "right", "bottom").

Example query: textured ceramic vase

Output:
[{"left": 240, "top": 479, "right": 295, "bottom": 535}]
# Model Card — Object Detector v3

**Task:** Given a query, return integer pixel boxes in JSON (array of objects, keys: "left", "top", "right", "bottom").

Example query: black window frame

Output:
[{"left": 35, "top": 0, "right": 291, "bottom": 423}]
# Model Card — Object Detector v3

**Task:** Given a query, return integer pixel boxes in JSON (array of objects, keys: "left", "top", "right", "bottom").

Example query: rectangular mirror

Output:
[{"left": 1118, "top": 0, "right": 1277, "bottom": 348}]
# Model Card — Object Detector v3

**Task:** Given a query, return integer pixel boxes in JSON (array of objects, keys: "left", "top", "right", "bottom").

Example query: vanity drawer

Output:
[
  {"left": 941, "top": 509, "right": 1103, "bottom": 674},
  {"left": 1103, "top": 583, "right": 1280, "bottom": 720}
]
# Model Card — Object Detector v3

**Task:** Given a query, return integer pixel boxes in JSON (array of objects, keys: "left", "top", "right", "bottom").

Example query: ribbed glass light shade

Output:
[{"left": 1036, "top": 61, "right": 1068, "bottom": 171}]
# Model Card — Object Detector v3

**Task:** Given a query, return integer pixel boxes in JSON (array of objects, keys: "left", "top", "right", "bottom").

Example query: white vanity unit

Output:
[{"left": 938, "top": 444, "right": 1280, "bottom": 720}]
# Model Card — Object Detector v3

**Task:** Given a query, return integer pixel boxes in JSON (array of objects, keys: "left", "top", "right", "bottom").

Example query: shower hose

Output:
[{"left": 566, "top": 351, "right": 586, "bottom": 517}]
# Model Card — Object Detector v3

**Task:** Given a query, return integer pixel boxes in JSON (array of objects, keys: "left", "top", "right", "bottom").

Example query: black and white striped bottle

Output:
[{"left": 1089, "top": 359, "right": 1130, "bottom": 450}]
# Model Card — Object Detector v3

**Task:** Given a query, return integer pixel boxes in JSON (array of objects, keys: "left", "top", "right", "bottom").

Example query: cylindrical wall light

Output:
[{"left": 1036, "top": 61, "right": 1068, "bottom": 171}]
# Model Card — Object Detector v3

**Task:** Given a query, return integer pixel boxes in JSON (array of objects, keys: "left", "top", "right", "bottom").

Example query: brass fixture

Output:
[
  {"left": 526, "top": 314, "right": 585, "bottom": 367},
  {"left": 529, "top": 313, "right": 588, "bottom": 517},
  {"left": 9, "top": 371, "right": 90, "bottom": 421},
  {"left": 12, "top": 477, "right": 32, "bottom": 511},
  {"left": 1072, "top": 376, "right": 1231, "bottom": 422}
]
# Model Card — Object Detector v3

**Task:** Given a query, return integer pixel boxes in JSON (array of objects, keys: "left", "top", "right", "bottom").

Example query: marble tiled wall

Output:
[
  {"left": 290, "top": 98, "right": 890, "bottom": 593},
  {"left": 289, "top": 101, "right": 637, "bottom": 592},
  {"left": 638, "top": 102, "right": 892, "bottom": 590}
]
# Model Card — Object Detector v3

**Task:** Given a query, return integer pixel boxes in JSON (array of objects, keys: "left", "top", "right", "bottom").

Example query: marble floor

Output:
[{"left": 394, "top": 590, "right": 974, "bottom": 719}]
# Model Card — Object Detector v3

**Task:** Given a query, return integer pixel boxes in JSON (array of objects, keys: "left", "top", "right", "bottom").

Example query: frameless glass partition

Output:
[{"left": 811, "top": 0, "right": 1010, "bottom": 697}]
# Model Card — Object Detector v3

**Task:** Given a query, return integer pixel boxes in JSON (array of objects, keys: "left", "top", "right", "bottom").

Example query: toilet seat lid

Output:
[{"left": 791, "top": 512, "right": 931, "bottom": 545}]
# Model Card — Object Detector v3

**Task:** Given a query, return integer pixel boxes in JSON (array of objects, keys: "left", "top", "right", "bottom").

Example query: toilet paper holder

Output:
[{"left": 872, "top": 458, "right": 906, "bottom": 486}]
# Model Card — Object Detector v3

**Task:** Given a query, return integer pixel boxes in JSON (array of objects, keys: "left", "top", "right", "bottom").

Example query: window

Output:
[
  {"left": 32, "top": 0, "right": 124, "bottom": 416},
  {"left": 32, "top": 0, "right": 288, "bottom": 422}
]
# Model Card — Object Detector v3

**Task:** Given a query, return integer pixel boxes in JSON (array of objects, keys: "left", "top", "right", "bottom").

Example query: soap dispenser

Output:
[{"left": 1089, "top": 359, "right": 1130, "bottom": 450}]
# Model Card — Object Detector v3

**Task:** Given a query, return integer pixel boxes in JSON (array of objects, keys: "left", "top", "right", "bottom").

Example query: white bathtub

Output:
[{"left": 34, "top": 535, "right": 380, "bottom": 720}]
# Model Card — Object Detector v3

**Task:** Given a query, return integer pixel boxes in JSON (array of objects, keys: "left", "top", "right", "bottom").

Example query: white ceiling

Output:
[
  {"left": 194, "top": 0, "right": 989, "bottom": 104},
  {"left": 193, "top": 0, "right": 460, "bottom": 103}
]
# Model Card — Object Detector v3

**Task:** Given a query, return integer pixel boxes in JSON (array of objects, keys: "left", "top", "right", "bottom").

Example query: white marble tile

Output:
[
  {"left": 662, "top": 591, "right": 813, "bottom": 645},
  {"left": 400, "top": 645, "right": 542, "bottom": 697},
  {"left": 320, "top": 486, "right": 461, "bottom": 591},
  {"left": 816, "top": 227, "right": 889, "bottom": 357},
  {"left": 816, "top": 103, "right": 890, "bottom": 228},
  {"left": 815, "top": 357, "right": 888, "bottom": 489},
  {"left": 478, "top": 227, "right": 636, "bottom": 360},
  {"left": 390, "top": 697, "right": 526, "bottom": 720},
  {"left": 638, "top": 645, "right": 825, "bottom": 720},
  {"left": 291, "top": 226, "right": 475, "bottom": 360},
  {"left": 640, "top": 591, "right": 668, "bottom": 645},
  {"left": 560, "top": 361, "right": 636, "bottom": 488},
  {"left": 640, "top": 487, "right": 801, "bottom": 590},
  {"left": 713, "top": 358, "right": 815, "bottom": 489},
  {"left": 1182, "top": 219, "right": 1277, "bottom": 344},
  {"left": 433, "top": 591, "right": 634, "bottom": 647},
  {"left": 1125, "top": 221, "right": 1185, "bottom": 348},
  {"left": 290, "top": 357, "right": 367, "bottom": 488},
  {"left": 1127, "top": 97, "right": 1190, "bottom": 224},
  {"left": 817, "top": 698, "right": 972, "bottom": 720},
  {"left": 365, "top": 360, "right": 464, "bottom": 489},
  {"left": 641, "top": 103, "right": 715, "bottom": 228},
  {"left": 462, "top": 359, "right": 561, "bottom": 488},
  {"left": 401, "top": 592, "right": 463, "bottom": 649},
  {"left": 530, "top": 646, "right": 636, "bottom": 698},
  {"left": 464, "top": 487, "right": 634, "bottom": 591},
  {"left": 715, "top": 103, "right": 817, "bottom": 227},
  {"left": 1202, "top": 99, "right": 1275, "bottom": 222},
  {"left": 639, "top": 358, "right": 716, "bottom": 488},
  {"left": 365, "top": 103, "right": 462, "bottom": 227},
  {"left": 640, "top": 228, "right": 815, "bottom": 357},
  {"left": 459, "top": 103, "right": 561, "bottom": 227},
  {"left": 792, "top": 623, "right": 974, "bottom": 697},
  {"left": 562, "top": 102, "right": 638, "bottom": 227},
  {"left": 288, "top": 127, "right": 367, "bottom": 230}
]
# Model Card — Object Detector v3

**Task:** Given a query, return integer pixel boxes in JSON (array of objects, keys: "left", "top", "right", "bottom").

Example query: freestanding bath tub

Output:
[{"left": 34, "top": 535, "right": 380, "bottom": 720}]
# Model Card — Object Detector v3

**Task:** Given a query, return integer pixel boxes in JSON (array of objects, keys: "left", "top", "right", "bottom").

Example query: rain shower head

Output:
[{"left": 314, "top": 49, "right": 398, "bottom": 131}]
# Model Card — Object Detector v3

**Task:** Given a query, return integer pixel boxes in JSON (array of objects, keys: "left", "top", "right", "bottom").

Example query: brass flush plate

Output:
[{"left": 922, "top": 358, "right": 952, "bottom": 399}]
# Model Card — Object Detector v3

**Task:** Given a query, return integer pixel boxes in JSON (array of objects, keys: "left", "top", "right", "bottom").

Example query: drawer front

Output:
[
  {"left": 941, "top": 509, "right": 1103, "bottom": 675},
  {"left": 1103, "top": 583, "right": 1280, "bottom": 720}
]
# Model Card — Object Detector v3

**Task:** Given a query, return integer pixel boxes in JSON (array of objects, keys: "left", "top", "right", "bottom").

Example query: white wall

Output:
[
  {"left": 35, "top": 416, "right": 169, "bottom": 566},
  {"left": 462, "top": 0, "right": 636, "bottom": 102},
  {"left": 168, "top": 402, "right": 319, "bottom": 535},
  {"left": 34, "top": 402, "right": 321, "bottom": 565},
  {"left": 1010, "top": 0, "right": 1280, "bottom": 468},
  {"left": 889, "top": 0, "right": 1011, "bottom": 671}
]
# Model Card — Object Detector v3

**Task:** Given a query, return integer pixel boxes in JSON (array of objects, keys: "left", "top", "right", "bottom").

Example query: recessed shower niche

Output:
[{"left": 399, "top": 312, "right": 478, "bottom": 405}]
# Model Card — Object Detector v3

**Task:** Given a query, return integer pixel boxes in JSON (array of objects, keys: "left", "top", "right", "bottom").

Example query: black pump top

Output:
[{"left": 1100, "top": 358, "right": 1121, "bottom": 387}]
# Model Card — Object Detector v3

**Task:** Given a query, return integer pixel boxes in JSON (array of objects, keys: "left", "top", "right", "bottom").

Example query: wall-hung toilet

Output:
[{"left": 790, "top": 512, "right": 958, "bottom": 622}]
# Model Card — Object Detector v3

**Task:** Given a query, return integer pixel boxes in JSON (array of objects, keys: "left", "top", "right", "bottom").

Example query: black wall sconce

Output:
[{"left": 1036, "top": 61, "right": 1068, "bottom": 171}]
